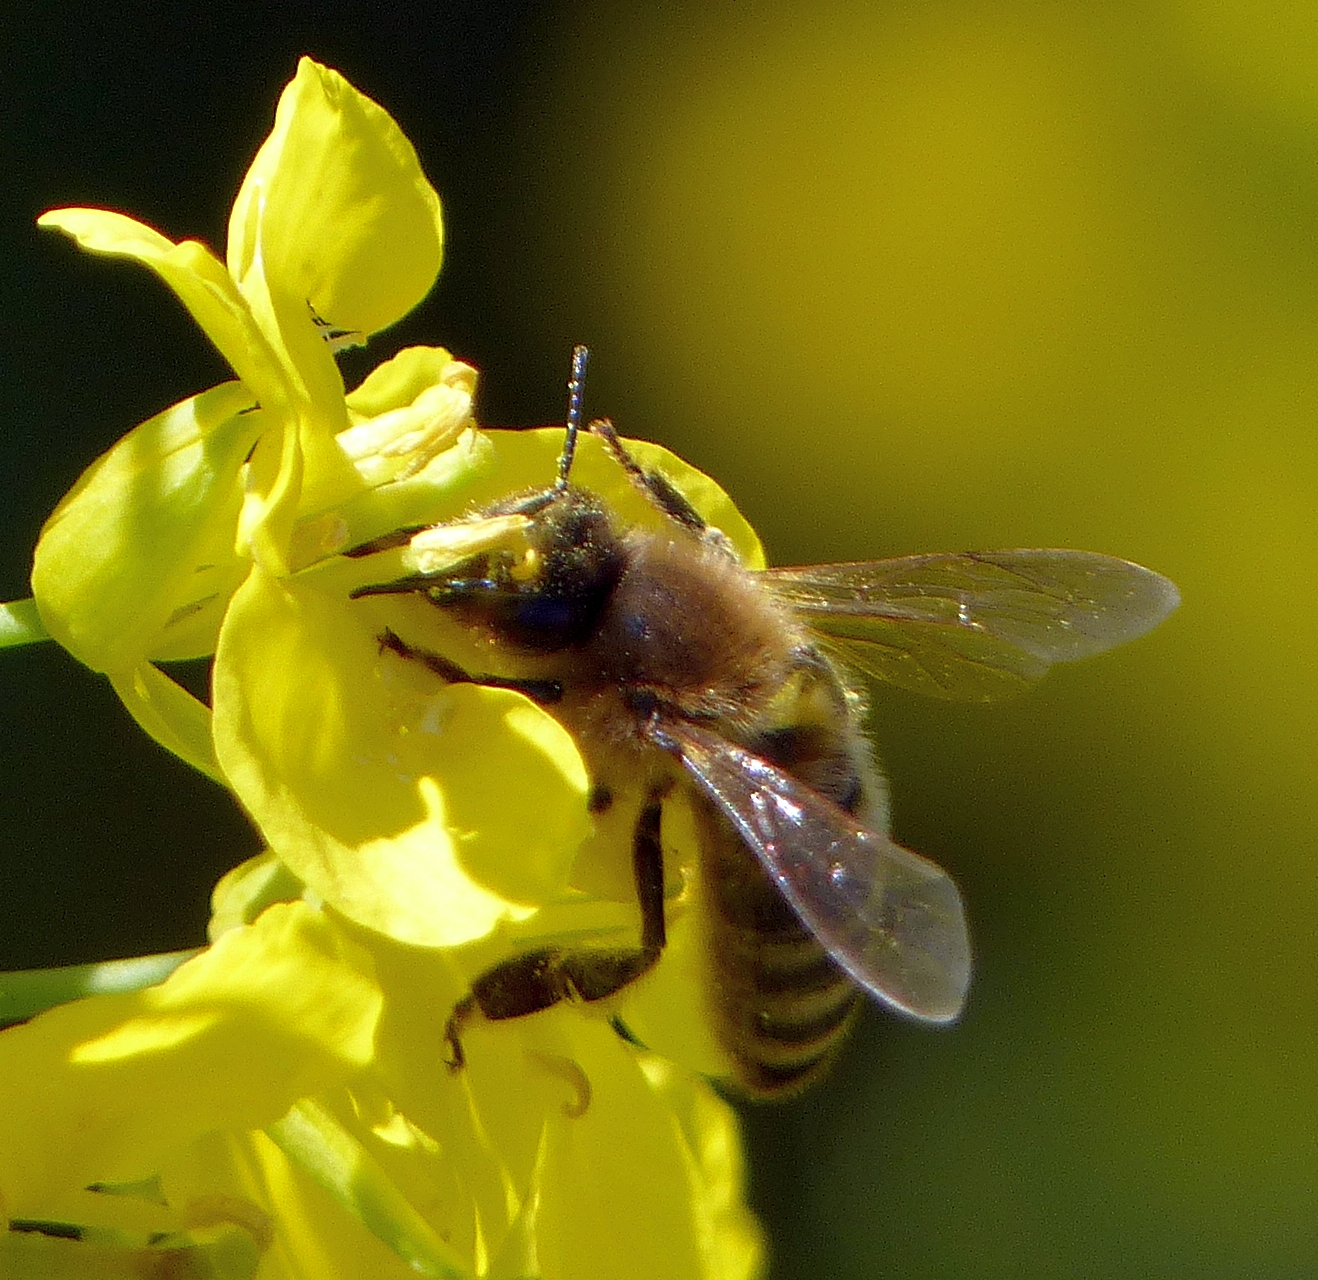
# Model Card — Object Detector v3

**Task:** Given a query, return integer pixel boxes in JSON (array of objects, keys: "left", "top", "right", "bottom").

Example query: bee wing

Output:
[
  {"left": 648, "top": 718, "right": 971, "bottom": 1023},
  {"left": 763, "top": 550, "right": 1179, "bottom": 700}
]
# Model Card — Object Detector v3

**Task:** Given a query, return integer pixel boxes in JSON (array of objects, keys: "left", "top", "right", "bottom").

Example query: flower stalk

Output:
[
  {"left": 0, "top": 598, "right": 48, "bottom": 649},
  {"left": 0, "top": 951, "right": 200, "bottom": 1029}
]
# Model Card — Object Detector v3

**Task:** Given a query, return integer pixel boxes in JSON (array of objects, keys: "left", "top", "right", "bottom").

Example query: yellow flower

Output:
[
  {"left": 26, "top": 48, "right": 770, "bottom": 961},
  {"left": 0, "top": 879, "right": 763, "bottom": 1280},
  {"left": 31, "top": 57, "right": 455, "bottom": 778},
  {"left": 0, "top": 903, "right": 379, "bottom": 1276},
  {"left": 22, "top": 47, "right": 773, "bottom": 1001},
  {"left": 15, "top": 57, "right": 768, "bottom": 1279}
]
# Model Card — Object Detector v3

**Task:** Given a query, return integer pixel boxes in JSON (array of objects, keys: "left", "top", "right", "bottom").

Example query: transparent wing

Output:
[
  {"left": 649, "top": 718, "right": 971, "bottom": 1023},
  {"left": 762, "top": 550, "right": 1179, "bottom": 700}
]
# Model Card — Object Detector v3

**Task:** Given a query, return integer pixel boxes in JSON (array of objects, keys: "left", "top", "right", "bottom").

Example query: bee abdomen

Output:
[
  {"left": 754, "top": 982, "right": 860, "bottom": 1048},
  {"left": 750, "top": 934, "right": 849, "bottom": 997},
  {"left": 717, "top": 943, "right": 861, "bottom": 1096},
  {"left": 702, "top": 807, "right": 862, "bottom": 1098}
]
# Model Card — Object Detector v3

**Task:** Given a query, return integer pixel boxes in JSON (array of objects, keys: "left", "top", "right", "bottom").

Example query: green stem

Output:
[
  {"left": 0, "top": 949, "right": 201, "bottom": 1026},
  {"left": 0, "top": 597, "right": 50, "bottom": 648}
]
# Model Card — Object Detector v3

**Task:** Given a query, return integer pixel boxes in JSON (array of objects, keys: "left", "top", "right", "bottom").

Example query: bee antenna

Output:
[{"left": 555, "top": 344, "right": 590, "bottom": 491}]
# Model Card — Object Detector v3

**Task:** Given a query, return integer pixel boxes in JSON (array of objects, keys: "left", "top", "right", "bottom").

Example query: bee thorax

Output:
[{"left": 589, "top": 534, "right": 796, "bottom": 705}]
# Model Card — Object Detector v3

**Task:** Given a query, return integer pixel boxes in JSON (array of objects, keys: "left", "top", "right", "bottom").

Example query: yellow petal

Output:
[
  {"left": 211, "top": 566, "right": 590, "bottom": 946},
  {"left": 38, "top": 211, "right": 291, "bottom": 415},
  {"left": 108, "top": 662, "right": 221, "bottom": 782},
  {"left": 161, "top": 1127, "right": 420, "bottom": 1280},
  {"left": 0, "top": 903, "right": 381, "bottom": 1217},
  {"left": 31, "top": 382, "right": 259, "bottom": 672},
  {"left": 531, "top": 1021, "right": 735, "bottom": 1280},
  {"left": 265, "top": 1098, "right": 468, "bottom": 1278},
  {"left": 229, "top": 58, "right": 443, "bottom": 343},
  {"left": 641, "top": 1057, "right": 765, "bottom": 1280}
]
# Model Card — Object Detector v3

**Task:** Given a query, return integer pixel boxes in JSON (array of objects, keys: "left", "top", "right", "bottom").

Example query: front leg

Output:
[{"left": 377, "top": 628, "right": 563, "bottom": 705}]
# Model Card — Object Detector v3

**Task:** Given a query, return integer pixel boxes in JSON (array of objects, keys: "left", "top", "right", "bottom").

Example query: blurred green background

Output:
[{"left": 4, "top": 2, "right": 1315, "bottom": 1276}]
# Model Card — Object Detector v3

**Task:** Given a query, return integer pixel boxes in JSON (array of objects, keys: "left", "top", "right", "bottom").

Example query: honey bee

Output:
[{"left": 350, "top": 348, "right": 1179, "bottom": 1097}]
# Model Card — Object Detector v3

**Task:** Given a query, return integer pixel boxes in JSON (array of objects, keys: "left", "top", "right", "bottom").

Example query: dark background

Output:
[{"left": 6, "top": 3, "right": 1318, "bottom": 1277}]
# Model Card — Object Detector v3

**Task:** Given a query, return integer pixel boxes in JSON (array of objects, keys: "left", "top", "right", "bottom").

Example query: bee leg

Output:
[
  {"left": 443, "top": 795, "right": 668, "bottom": 1070},
  {"left": 377, "top": 628, "right": 563, "bottom": 705}
]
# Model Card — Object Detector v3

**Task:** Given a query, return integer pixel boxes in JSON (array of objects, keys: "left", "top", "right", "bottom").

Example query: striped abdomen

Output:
[
  {"left": 696, "top": 700, "right": 880, "bottom": 1097},
  {"left": 700, "top": 811, "right": 862, "bottom": 1096}
]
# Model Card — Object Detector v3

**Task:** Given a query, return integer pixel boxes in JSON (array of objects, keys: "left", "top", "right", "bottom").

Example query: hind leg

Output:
[{"left": 444, "top": 794, "right": 667, "bottom": 1068}]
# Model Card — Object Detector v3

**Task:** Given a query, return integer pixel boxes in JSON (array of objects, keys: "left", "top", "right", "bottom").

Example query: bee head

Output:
[{"left": 480, "top": 346, "right": 637, "bottom": 649}]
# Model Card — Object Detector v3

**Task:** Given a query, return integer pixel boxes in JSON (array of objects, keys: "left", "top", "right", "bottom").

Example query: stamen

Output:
[
  {"left": 183, "top": 1193, "right": 275, "bottom": 1253},
  {"left": 527, "top": 1050, "right": 593, "bottom": 1118}
]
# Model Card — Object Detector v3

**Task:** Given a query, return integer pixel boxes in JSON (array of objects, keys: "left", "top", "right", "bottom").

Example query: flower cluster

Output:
[{"left": 3, "top": 59, "right": 763, "bottom": 1280}]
